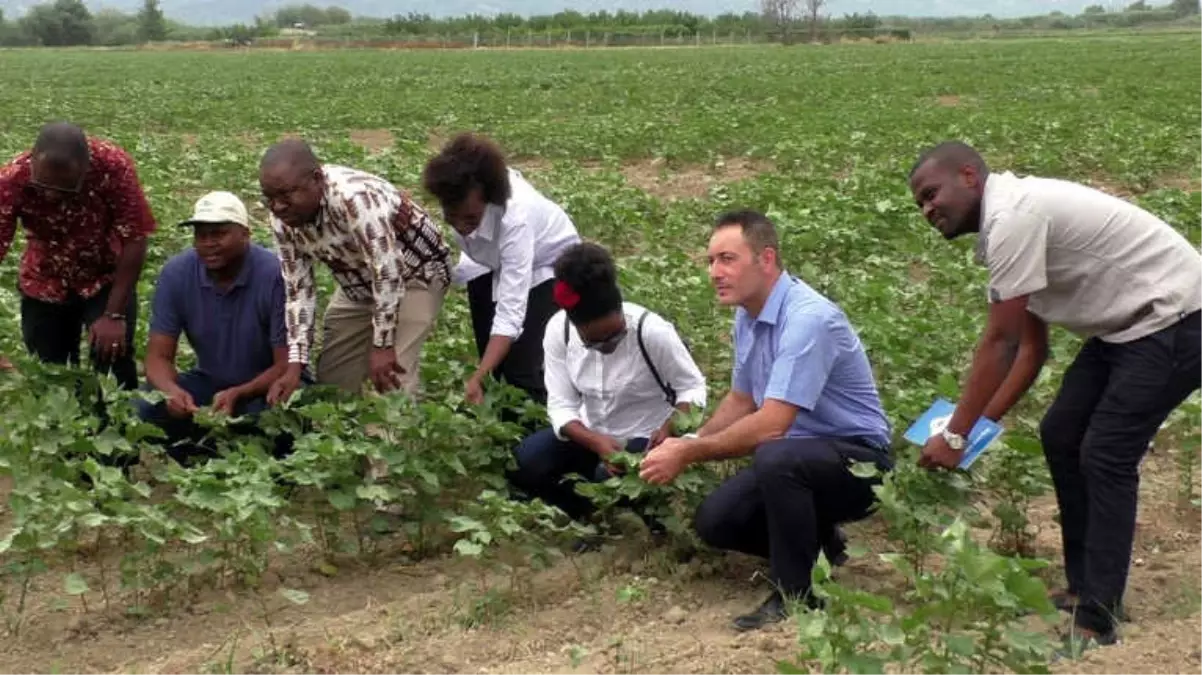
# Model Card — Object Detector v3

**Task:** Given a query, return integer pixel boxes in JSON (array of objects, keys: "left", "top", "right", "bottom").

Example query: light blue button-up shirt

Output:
[{"left": 732, "top": 273, "right": 891, "bottom": 448}]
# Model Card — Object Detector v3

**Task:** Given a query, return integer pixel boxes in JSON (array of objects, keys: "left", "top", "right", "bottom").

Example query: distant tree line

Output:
[{"left": 0, "top": 0, "right": 1195, "bottom": 47}]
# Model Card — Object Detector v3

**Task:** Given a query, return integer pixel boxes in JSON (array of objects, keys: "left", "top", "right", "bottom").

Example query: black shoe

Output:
[
  {"left": 1049, "top": 591, "right": 1130, "bottom": 622},
  {"left": 571, "top": 535, "right": 604, "bottom": 554},
  {"left": 732, "top": 592, "right": 789, "bottom": 632},
  {"left": 823, "top": 526, "right": 849, "bottom": 567}
]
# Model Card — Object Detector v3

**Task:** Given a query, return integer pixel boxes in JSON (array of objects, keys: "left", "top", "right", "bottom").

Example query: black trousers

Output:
[
  {"left": 1040, "top": 310, "right": 1201, "bottom": 635},
  {"left": 467, "top": 274, "right": 557, "bottom": 406},
  {"left": 508, "top": 427, "right": 651, "bottom": 521},
  {"left": 20, "top": 284, "right": 138, "bottom": 391},
  {"left": 693, "top": 437, "right": 893, "bottom": 598}
]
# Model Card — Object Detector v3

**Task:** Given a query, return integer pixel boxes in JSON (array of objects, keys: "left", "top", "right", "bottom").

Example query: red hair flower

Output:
[{"left": 553, "top": 280, "right": 581, "bottom": 310}]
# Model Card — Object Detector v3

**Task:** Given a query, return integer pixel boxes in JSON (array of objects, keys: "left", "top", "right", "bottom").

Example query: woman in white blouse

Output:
[
  {"left": 422, "top": 133, "right": 580, "bottom": 410},
  {"left": 506, "top": 242, "right": 708, "bottom": 524}
]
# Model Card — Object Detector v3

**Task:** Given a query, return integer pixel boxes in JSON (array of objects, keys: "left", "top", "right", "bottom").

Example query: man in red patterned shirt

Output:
[{"left": 0, "top": 122, "right": 157, "bottom": 389}]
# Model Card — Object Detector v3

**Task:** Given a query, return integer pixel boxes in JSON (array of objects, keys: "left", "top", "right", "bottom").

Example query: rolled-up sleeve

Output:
[
  {"left": 985, "top": 209, "right": 1049, "bottom": 303},
  {"left": 765, "top": 312, "right": 837, "bottom": 412},
  {"left": 490, "top": 213, "right": 534, "bottom": 340},
  {"left": 543, "top": 312, "right": 582, "bottom": 439},
  {"left": 731, "top": 319, "right": 752, "bottom": 396},
  {"left": 643, "top": 314, "right": 707, "bottom": 408}
]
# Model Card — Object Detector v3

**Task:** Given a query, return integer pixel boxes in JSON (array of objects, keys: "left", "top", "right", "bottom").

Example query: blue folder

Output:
[{"left": 903, "top": 398, "right": 1004, "bottom": 470}]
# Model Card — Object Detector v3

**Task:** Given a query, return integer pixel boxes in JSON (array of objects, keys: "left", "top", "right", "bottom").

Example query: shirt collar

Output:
[
  {"left": 313, "top": 167, "right": 333, "bottom": 231},
  {"left": 753, "top": 273, "right": 794, "bottom": 326},
  {"left": 198, "top": 248, "right": 253, "bottom": 291},
  {"left": 468, "top": 204, "right": 503, "bottom": 242}
]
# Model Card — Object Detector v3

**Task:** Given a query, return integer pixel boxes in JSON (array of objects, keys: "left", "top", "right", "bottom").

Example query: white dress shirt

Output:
[
  {"left": 543, "top": 302, "right": 708, "bottom": 442},
  {"left": 451, "top": 168, "right": 580, "bottom": 340}
]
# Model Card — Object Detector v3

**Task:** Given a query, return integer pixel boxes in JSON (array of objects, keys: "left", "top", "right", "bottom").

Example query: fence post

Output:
[
  {"left": 473, "top": 31, "right": 478, "bottom": 49},
  {"left": 506, "top": 28, "right": 510, "bottom": 48}
]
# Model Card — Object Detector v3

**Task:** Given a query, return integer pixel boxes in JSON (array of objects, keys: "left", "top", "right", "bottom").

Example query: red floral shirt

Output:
[{"left": 0, "top": 138, "right": 157, "bottom": 303}]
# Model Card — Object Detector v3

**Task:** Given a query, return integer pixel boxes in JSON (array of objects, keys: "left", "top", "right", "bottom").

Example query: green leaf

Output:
[
  {"left": 179, "top": 527, "right": 209, "bottom": 545},
  {"left": 327, "top": 490, "right": 356, "bottom": 511},
  {"left": 849, "top": 460, "right": 881, "bottom": 479},
  {"left": 279, "top": 588, "right": 310, "bottom": 605},
  {"left": 77, "top": 513, "right": 108, "bottom": 528},
  {"left": 880, "top": 623, "right": 906, "bottom": 645},
  {"left": 454, "top": 539, "right": 484, "bottom": 557},
  {"left": 64, "top": 572, "right": 90, "bottom": 595},
  {"left": 944, "top": 633, "right": 976, "bottom": 657}
]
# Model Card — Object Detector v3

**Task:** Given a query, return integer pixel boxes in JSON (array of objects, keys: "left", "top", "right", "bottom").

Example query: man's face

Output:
[
  {"left": 193, "top": 222, "right": 249, "bottom": 272},
  {"left": 29, "top": 154, "right": 85, "bottom": 203},
  {"left": 909, "top": 159, "right": 982, "bottom": 240},
  {"left": 259, "top": 164, "right": 323, "bottom": 227},
  {"left": 707, "top": 225, "right": 773, "bottom": 307},
  {"left": 442, "top": 187, "right": 487, "bottom": 238}
]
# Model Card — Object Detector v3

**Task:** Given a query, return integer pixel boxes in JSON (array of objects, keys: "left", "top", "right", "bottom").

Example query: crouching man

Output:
[
  {"left": 137, "top": 192, "right": 295, "bottom": 462},
  {"left": 640, "top": 210, "right": 894, "bottom": 632}
]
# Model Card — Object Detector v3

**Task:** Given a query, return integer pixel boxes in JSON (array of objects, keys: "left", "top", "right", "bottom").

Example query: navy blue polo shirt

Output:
[{"left": 149, "top": 244, "right": 287, "bottom": 391}]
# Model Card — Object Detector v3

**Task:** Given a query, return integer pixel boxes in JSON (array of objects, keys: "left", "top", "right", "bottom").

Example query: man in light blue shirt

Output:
[{"left": 641, "top": 210, "right": 894, "bottom": 632}]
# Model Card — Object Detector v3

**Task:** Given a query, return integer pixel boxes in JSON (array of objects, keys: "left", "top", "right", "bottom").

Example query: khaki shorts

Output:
[{"left": 314, "top": 280, "right": 447, "bottom": 397}]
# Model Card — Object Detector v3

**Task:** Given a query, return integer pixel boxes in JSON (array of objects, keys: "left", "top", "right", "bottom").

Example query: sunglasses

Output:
[{"left": 583, "top": 327, "right": 628, "bottom": 352}]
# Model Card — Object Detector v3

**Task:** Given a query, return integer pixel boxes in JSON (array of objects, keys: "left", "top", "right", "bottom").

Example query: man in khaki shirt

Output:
[{"left": 908, "top": 141, "right": 1201, "bottom": 650}]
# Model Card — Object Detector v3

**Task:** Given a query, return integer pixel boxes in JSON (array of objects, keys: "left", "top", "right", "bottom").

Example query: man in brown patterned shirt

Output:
[{"left": 259, "top": 139, "right": 452, "bottom": 403}]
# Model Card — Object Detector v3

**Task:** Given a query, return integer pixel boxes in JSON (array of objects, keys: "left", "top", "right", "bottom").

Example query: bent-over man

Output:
[
  {"left": 908, "top": 141, "right": 1201, "bottom": 650},
  {"left": 0, "top": 122, "right": 155, "bottom": 388},
  {"left": 259, "top": 139, "right": 453, "bottom": 403}
]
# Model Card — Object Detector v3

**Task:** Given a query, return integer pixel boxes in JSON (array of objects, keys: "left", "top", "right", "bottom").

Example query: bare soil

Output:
[
  {"left": 2, "top": 446, "right": 1198, "bottom": 674},
  {"left": 618, "top": 157, "right": 771, "bottom": 201},
  {"left": 349, "top": 129, "right": 395, "bottom": 154},
  {"left": 935, "top": 94, "right": 963, "bottom": 107}
]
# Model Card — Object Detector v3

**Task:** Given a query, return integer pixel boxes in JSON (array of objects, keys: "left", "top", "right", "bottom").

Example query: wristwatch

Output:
[
  {"left": 106, "top": 312, "right": 126, "bottom": 321},
  {"left": 941, "top": 429, "right": 967, "bottom": 451}
]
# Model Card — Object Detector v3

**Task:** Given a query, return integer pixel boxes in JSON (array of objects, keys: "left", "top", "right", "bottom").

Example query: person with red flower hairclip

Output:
[
  {"left": 422, "top": 133, "right": 580, "bottom": 411},
  {"left": 506, "top": 242, "right": 708, "bottom": 537}
]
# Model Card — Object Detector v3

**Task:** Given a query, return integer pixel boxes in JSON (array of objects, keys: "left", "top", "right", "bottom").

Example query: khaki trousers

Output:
[{"left": 315, "top": 281, "right": 447, "bottom": 397}]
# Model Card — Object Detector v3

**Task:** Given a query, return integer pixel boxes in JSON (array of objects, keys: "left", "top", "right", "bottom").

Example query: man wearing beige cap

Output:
[{"left": 136, "top": 191, "right": 296, "bottom": 463}]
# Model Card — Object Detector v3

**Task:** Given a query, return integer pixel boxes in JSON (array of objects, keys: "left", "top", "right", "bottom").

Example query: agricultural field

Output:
[{"left": 0, "top": 33, "right": 1200, "bottom": 674}]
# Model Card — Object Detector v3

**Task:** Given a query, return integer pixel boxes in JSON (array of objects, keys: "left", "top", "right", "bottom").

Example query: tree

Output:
[
  {"left": 805, "top": 0, "right": 827, "bottom": 42},
  {"left": 21, "top": 0, "right": 95, "bottom": 46},
  {"left": 1082, "top": 4, "right": 1107, "bottom": 13},
  {"left": 759, "top": 0, "right": 798, "bottom": 42},
  {"left": 138, "top": 0, "right": 166, "bottom": 42},
  {"left": 1169, "top": 0, "right": 1199, "bottom": 17}
]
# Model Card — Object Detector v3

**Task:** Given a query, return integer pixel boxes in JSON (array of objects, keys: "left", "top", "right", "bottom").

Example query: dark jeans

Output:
[
  {"left": 1040, "top": 310, "right": 1201, "bottom": 635},
  {"left": 21, "top": 284, "right": 138, "bottom": 390},
  {"left": 693, "top": 437, "right": 893, "bottom": 598},
  {"left": 468, "top": 274, "right": 557, "bottom": 408},
  {"left": 508, "top": 427, "right": 650, "bottom": 521},
  {"left": 135, "top": 370, "right": 293, "bottom": 464}
]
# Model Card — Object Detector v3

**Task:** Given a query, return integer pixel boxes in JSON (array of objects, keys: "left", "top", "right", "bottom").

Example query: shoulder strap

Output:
[
  {"left": 636, "top": 311, "right": 677, "bottom": 406},
  {"left": 563, "top": 311, "right": 570, "bottom": 345}
]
